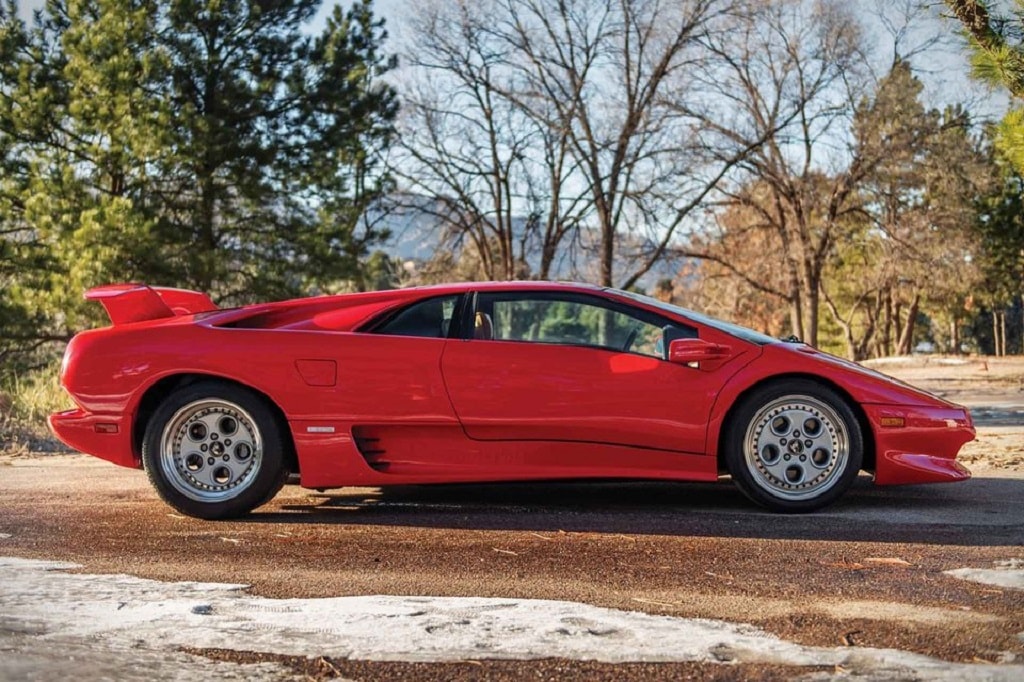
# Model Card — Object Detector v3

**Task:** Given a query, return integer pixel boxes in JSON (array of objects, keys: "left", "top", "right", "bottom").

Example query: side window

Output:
[
  {"left": 373, "top": 296, "right": 459, "bottom": 338},
  {"left": 479, "top": 294, "right": 668, "bottom": 358}
]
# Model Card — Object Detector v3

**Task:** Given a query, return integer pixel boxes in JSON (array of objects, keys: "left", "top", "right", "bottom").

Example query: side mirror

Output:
[{"left": 668, "top": 338, "right": 733, "bottom": 370}]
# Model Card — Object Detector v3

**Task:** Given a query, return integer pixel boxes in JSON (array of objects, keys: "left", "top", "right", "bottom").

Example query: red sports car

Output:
[{"left": 50, "top": 281, "right": 974, "bottom": 519}]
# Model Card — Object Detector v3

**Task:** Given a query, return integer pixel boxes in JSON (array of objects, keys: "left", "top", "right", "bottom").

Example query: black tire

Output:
[
  {"left": 723, "top": 379, "right": 863, "bottom": 513},
  {"left": 141, "top": 380, "right": 289, "bottom": 520}
]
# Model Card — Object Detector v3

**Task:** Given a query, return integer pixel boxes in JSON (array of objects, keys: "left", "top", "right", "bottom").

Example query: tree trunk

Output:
[
  {"left": 788, "top": 277, "right": 804, "bottom": 341},
  {"left": 805, "top": 285, "right": 819, "bottom": 348},
  {"left": 881, "top": 289, "right": 893, "bottom": 357},
  {"left": 870, "top": 291, "right": 885, "bottom": 358},
  {"left": 993, "top": 311, "right": 1002, "bottom": 356},
  {"left": 1000, "top": 310, "right": 1007, "bottom": 356},
  {"left": 820, "top": 288, "right": 857, "bottom": 360},
  {"left": 896, "top": 294, "right": 919, "bottom": 355},
  {"left": 599, "top": 207, "right": 614, "bottom": 287},
  {"left": 897, "top": 299, "right": 905, "bottom": 350}
]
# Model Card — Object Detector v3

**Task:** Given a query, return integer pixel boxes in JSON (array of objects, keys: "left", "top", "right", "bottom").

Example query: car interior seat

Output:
[{"left": 474, "top": 312, "right": 493, "bottom": 340}]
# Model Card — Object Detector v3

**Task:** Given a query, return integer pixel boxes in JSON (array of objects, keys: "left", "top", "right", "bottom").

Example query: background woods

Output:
[
  {"left": 1, "top": 0, "right": 1022, "bottom": 379},
  {"left": 1, "top": 0, "right": 397, "bottom": 370}
]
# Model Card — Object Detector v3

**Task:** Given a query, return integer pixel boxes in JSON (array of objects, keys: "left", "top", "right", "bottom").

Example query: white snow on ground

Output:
[
  {"left": 0, "top": 533, "right": 12, "bottom": 539},
  {"left": 862, "top": 356, "right": 970, "bottom": 366},
  {"left": 946, "top": 560, "right": 1024, "bottom": 590},
  {"left": 0, "top": 637, "right": 287, "bottom": 682},
  {"left": 1, "top": 557, "right": 1021, "bottom": 681}
]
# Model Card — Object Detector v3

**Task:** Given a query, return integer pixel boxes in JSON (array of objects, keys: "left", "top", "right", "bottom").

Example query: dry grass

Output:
[{"left": 0, "top": 364, "right": 74, "bottom": 456}]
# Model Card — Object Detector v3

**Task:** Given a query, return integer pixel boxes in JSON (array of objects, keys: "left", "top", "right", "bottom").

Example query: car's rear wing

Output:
[{"left": 85, "top": 284, "right": 218, "bottom": 325}]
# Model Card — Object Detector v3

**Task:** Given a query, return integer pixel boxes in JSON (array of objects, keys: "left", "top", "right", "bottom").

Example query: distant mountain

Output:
[{"left": 360, "top": 191, "right": 681, "bottom": 290}]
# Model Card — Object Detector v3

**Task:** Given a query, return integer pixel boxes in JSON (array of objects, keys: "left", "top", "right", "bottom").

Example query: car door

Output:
[
  {"left": 305, "top": 293, "right": 464, "bottom": 424},
  {"left": 440, "top": 290, "right": 730, "bottom": 454}
]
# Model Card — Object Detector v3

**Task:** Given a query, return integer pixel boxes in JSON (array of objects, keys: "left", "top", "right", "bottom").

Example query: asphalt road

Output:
[{"left": 1, "top": 454, "right": 1022, "bottom": 680}]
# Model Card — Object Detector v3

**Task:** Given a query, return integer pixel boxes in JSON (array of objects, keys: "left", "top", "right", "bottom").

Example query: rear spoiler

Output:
[{"left": 85, "top": 284, "right": 218, "bottom": 325}]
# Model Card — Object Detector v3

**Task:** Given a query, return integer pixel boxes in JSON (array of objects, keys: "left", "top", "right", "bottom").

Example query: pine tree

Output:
[
  {"left": 0, "top": 0, "right": 397, "bottom": 370},
  {"left": 947, "top": 0, "right": 1024, "bottom": 171}
]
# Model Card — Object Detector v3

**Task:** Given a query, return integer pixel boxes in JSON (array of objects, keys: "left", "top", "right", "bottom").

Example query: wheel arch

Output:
[
  {"left": 713, "top": 372, "right": 875, "bottom": 474},
  {"left": 133, "top": 373, "right": 298, "bottom": 475}
]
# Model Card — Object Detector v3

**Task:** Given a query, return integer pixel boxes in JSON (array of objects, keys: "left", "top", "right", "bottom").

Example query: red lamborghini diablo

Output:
[{"left": 50, "top": 281, "right": 974, "bottom": 519}]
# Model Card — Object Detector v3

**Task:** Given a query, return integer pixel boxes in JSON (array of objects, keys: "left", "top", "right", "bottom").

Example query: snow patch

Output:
[
  {"left": 0, "top": 533, "right": 11, "bottom": 539},
  {"left": 1, "top": 557, "right": 1021, "bottom": 680},
  {"left": 863, "top": 356, "right": 918, "bottom": 365},
  {"left": 946, "top": 560, "right": 1024, "bottom": 590},
  {"left": 862, "top": 356, "right": 970, "bottom": 367}
]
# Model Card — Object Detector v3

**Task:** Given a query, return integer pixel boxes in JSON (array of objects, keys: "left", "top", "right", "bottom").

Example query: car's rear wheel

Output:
[
  {"left": 724, "top": 379, "right": 863, "bottom": 512},
  {"left": 142, "top": 381, "right": 288, "bottom": 519}
]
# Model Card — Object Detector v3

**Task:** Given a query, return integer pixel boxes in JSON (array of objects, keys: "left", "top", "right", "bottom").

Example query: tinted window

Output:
[
  {"left": 373, "top": 295, "right": 459, "bottom": 338},
  {"left": 477, "top": 293, "right": 672, "bottom": 358},
  {"left": 609, "top": 288, "right": 776, "bottom": 345}
]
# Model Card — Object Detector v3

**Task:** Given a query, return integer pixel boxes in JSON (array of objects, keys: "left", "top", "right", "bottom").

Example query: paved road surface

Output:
[{"left": 1, "top": 455, "right": 1021, "bottom": 680}]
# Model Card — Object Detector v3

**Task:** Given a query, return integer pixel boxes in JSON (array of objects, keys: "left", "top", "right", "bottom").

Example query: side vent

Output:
[{"left": 353, "top": 427, "right": 389, "bottom": 472}]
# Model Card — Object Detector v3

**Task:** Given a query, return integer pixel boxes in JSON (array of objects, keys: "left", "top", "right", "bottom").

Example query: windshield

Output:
[{"left": 608, "top": 288, "right": 778, "bottom": 346}]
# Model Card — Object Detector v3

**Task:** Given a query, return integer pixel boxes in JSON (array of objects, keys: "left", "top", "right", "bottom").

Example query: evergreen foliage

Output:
[
  {"left": 947, "top": 0, "right": 1024, "bottom": 171},
  {"left": 0, "top": 0, "right": 396, "bottom": 371}
]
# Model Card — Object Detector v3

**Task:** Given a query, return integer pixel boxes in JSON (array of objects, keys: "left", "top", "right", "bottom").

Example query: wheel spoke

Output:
[
  {"left": 187, "top": 457, "right": 220, "bottom": 489},
  {"left": 760, "top": 457, "right": 794, "bottom": 482},
  {"left": 220, "top": 454, "right": 250, "bottom": 481}
]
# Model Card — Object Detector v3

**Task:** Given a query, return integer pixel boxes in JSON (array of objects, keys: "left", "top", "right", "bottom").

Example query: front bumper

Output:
[
  {"left": 48, "top": 408, "right": 138, "bottom": 469},
  {"left": 864, "top": 404, "right": 974, "bottom": 485}
]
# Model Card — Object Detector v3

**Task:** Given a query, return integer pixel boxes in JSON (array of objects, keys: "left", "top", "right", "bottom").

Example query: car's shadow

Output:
[{"left": 246, "top": 474, "right": 1024, "bottom": 547}]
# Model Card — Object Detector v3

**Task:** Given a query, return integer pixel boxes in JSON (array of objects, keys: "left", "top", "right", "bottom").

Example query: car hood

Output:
[{"left": 764, "top": 343, "right": 964, "bottom": 409}]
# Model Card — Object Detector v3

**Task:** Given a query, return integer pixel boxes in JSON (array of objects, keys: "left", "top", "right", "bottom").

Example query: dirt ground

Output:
[
  {"left": 1, "top": 355, "right": 1022, "bottom": 680},
  {"left": 862, "top": 356, "right": 1024, "bottom": 473}
]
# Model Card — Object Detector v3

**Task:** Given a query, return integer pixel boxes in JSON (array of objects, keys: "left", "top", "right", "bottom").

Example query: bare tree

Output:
[
  {"left": 496, "top": 0, "right": 756, "bottom": 287},
  {"left": 673, "top": 0, "right": 874, "bottom": 347},
  {"left": 393, "top": 0, "right": 589, "bottom": 281},
  {"left": 675, "top": 189, "right": 793, "bottom": 336},
  {"left": 396, "top": 0, "right": 766, "bottom": 287}
]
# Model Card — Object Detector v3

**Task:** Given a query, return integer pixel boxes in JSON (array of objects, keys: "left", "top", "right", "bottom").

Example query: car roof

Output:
[
  {"left": 403, "top": 281, "right": 604, "bottom": 295},
  {"left": 227, "top": 281, "right": 608, "bottom": 321}
]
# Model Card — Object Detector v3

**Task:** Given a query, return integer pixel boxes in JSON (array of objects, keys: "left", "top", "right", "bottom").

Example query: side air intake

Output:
[{"left": 353, "top": 427, "right": 389, "bottom": 472}]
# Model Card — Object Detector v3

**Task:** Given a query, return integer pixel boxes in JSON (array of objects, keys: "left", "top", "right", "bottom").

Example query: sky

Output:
[
  {"left": 353, "top": 0, "right": 1009, "bottom": 122},
  {"left": 12, "top": 0, "right": 1008, "bottom": 121}
]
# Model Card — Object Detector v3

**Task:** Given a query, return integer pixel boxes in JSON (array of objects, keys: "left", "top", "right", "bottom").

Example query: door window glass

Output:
[{"left": 480, "top": 295, "right": 666, "bottom": 358}]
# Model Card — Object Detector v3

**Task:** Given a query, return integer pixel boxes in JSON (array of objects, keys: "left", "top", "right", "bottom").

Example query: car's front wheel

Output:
[
  {"left": 724, "top": 379, "right": 863, "bottom": 513},
  {"left": 141, "top": 381, "right": 289, "bottom": 519}
]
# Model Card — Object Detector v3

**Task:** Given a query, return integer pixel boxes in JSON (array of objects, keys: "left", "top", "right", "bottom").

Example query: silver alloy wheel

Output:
[
  {"left": 743, "top": 394, "right": 849, "bottom": 501},
  {"left": 159, "top": 399, "right": 263, "bottom": 503}
]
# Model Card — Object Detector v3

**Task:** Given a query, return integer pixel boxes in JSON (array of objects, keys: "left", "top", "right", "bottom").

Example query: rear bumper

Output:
[
  {"left": 864, "top": 404, "right": 974, "bottom": 485},
  {"left": 48, "top": 409, "right": 139, "bottom": 469}
]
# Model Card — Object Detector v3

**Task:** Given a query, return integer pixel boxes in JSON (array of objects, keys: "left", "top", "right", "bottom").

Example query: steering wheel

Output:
[{"left": 622, "top": 328, "right": 638, "bottom": 352}]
